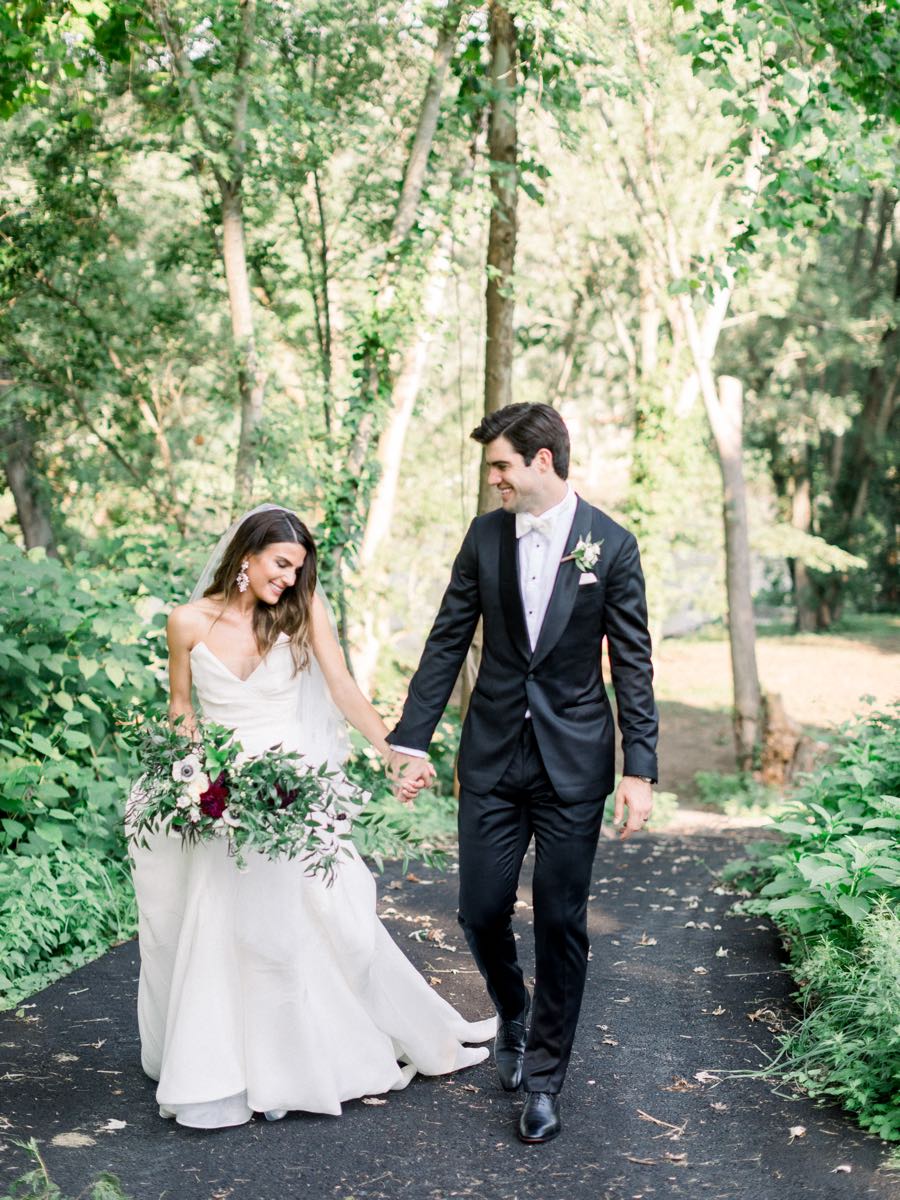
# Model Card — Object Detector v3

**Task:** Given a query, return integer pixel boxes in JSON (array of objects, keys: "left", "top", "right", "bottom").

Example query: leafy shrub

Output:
[
  {"left": 725, "top": 706, "right": 900, "bottom": 1139},
  {"left": 0, "top": 538, "right": 171, "bottom": 858},
  {"left": 0, "top": 536, "right": 182, "bottom": 1006},
  {"left": 727, "top": 707, "right": 900, "bottom": 938},
  {"left": 0, "top": 846, "right": 136, "bottom": 1008}
]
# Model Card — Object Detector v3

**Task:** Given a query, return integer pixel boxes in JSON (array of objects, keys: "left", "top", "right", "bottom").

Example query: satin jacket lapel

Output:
[
  {"left": 529, "top": 495, "right": 593, "bottom": 671},
  {"left": 499, "top": 512, "right": 530, "bottom": 662}
]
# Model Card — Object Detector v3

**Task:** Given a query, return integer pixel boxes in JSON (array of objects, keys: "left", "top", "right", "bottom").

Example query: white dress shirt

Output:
[
  {"left": 393, "top": 487, "right": 577, "bottom": 754},
  {"left": 515, "top": 485, "right": 577, "bottom": 651}
]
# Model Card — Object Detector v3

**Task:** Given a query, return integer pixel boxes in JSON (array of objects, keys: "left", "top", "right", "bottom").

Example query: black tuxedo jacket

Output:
[{"left": 388, "top": 495, "right": 658, "bottom": 802}]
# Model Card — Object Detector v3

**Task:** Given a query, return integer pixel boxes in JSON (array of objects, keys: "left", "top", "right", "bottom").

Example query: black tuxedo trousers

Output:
[{"left": 458, "top": 720, "right": 606, "bottom": 1094}]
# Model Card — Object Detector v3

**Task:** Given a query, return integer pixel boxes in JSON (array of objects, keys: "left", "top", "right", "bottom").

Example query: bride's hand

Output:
[{"left": 386, "top": 751, "right": 435, "bottom": 806}]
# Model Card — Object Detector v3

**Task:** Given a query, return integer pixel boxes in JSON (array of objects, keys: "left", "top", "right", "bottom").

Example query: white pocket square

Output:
[{"left": 578, "top": 572, "right": 598, "bottom": 585}]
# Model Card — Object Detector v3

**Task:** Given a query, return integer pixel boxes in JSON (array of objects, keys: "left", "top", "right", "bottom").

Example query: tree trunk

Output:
[
  {"left": 322, "top": 11, "right": 463, "bottom": 664},
  {"left": 1, "top": 404, "right": 57, "bottom": 556},
  {"left": 711, "top": 376, "right": 762, "bottom": 768},
  {"left": 359, "top": 230, "right": 454, "bottom": 572},
  {"left": 222, "top": 181, "right": 267, "bottom": 510},
  {"left": 389, "top": 7, "right": 461, "bottom": 254},
  {"left": 147, "top": 0, "right": 264, "bottom": 513},
  {"left": 789, "top": 468, "right": 817, "bottom": 632},
  {"left": 459, "top": 2, "right": 519, "bottom": 727},
  {"left": 478, "top": 0, "right": 518, "bottom": 515}
]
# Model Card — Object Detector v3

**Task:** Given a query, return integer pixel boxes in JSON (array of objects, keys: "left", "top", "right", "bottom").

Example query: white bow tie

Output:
[{"left": 516, "top": 511, "right": 555, "bottom": 540}]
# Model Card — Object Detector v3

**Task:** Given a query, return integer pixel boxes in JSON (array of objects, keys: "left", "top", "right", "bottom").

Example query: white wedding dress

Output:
[{"left": 129, "top": 636, "right": 494, "bottom": 1129}]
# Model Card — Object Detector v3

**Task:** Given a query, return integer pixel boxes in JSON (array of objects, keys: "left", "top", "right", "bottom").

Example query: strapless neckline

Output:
[{"left": 190, "top": 636, "right": 289, "bottom": 685}]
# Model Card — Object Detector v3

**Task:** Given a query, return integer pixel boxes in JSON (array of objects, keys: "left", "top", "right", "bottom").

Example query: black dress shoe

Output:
[
  {"left": 494, "top": 992, "right": 530, "bottom": 1091},
  {"left": 518, "top": 1091, "right": 562, "bottom": 1144}
]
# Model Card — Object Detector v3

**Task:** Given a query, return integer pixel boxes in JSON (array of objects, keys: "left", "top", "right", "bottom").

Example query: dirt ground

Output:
[{"left": 644, "top": 621, "right": 900, "bottom": 803}]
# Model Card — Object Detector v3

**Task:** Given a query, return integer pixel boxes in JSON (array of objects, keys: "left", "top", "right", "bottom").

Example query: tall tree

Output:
[
  {"left": 147, "top": 0, "right": 265, "bottom": 511},
  {"left": 478, "top": 0, "right": 518, "bottom": 514}
]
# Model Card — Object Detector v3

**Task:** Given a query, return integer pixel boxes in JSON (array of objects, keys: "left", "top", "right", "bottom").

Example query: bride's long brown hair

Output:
[{"left": 204, "top": 509, "right": 318, "bottom": 673}]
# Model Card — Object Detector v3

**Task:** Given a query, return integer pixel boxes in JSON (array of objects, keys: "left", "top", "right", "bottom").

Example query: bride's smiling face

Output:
[{"left": 247, "top": 542, "right": 307, "bottom": 605}]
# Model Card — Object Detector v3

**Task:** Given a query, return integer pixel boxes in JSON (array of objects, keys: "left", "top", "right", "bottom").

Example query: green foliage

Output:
[
  {"left": 0, "top": 846, "right": 135, "bottom": 1009},
  {"left": 777, "top": 901, "right": 900, "bottom": 1141},
  {"left": 0, "top": 537, "right": 172, "bottom": 1007},
  {"left": 694, "top": 770, "right": 781, "bottom": 816},
  {"left": 0, "top": 538, "right": 169, "bottom": 858},
  {"left": 725, "top": 706, "right": 900, "bottom": 1138},
  {"left": 674, "top": 0, "right": 899, "bottom": 261},
  {"left": 1, "top": 1139, "right": 131, "bottom": 1200},
  {"left": 727, "top": 708, "right": 900, "bottom": 938}
]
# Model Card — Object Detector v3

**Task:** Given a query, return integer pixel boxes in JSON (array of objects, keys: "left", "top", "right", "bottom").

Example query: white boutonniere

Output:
[{"left": 561, "top": 534, "right": 603, "bottom": 572}]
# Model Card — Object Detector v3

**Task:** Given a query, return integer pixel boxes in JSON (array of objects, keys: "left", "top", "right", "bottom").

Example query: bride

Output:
[{"left": 129, "top": 504, "right": 494, "bottom": 1128}]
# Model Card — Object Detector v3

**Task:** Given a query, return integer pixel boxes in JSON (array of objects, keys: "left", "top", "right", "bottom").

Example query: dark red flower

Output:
[
  {"left": 275, "top": 782, "right": 299, "bottom": 809},
  {"left": 199, "top": 772, "right": 229, "bottom": 819}
]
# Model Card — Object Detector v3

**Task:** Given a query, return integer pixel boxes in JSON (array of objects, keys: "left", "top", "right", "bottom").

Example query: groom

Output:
[{"left": 388, "top": 403, "right": 658, "bottom": 1144}]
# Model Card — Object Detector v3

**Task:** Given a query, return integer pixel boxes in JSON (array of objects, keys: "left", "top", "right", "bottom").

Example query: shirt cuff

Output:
[{"left": 390, "top": 745, "right": 428, "bottom": 758}]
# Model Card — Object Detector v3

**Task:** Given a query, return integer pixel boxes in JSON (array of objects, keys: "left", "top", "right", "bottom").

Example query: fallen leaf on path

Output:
[
  {"left": 703, "top": 1006, "right": 727, "bottom": 1016},
  {"left": 428, "top": 976, "right": 442, "bottom": 986},
  {"left": 693, "top": 967, "right": 709, "bottom": 975},
  {"left": 362, "top": 1097, "right": 387, "bottom": 1106},
  {"left": 625, "top": 1156, "right": 658, "bottom": 1166},
  {"left": 664, "top": 1077, "right": 698, "bottom": 1093},
  {"left": 51, "top": 1133, "right": 96, "bottom": 1148},
  {"left": 747, "top": 1006, "right": 786, "bottom": 1031},
  {"left": 831, "top": 1165, "right": 852, "bottom": 1174},
  {"left": 612, "top": 996, "right": 632, "bottom": 1004},
  {"left": 406, "top": 873, "right": 433, "bottom": 885},
  {"left": 636, "top": 933, "right": 658, "bottom": 946},
  {"left": 665, "top": 1152, "right": 688, "bottom": 1164},
  {"left": 715, "top": 947, "right": 729, "bottom": 958},
  {"left": 710, "top": 1102, "right": 729, "bottom": 1112},
  {"left": 97, "top": 1119, "right": 127, "bottom": 1132},
  {"left": 388, "top": 880, "right": 403, "bottom": 890},
  {"left": 788, "top": 1125, "right": 807, "bottom": 1142},
  {"left": 53, "top": 1053, "right": 79, "bottom": 1064},
  {"left": 693, "top": 1071, "right": 721, "bottom": 1085}
]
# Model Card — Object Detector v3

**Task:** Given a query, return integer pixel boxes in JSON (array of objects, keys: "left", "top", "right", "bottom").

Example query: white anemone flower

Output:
[{"left": 172, "top": 753, "right": 203, "bottom": 784}]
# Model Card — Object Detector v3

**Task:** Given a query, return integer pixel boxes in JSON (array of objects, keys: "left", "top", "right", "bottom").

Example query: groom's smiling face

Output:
[{"left": 485, "top": 435, "right": 554, "bottom": 514}]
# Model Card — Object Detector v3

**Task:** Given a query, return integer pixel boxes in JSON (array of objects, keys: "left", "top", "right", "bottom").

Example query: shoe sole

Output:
[{"left": 517, "top": 1126, "right": 562, "bottom": 1145}]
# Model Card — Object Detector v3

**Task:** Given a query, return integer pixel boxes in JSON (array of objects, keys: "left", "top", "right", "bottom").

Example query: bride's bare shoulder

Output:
[{"left": 167, "top": 599, "right": 222, "bottom": 643}]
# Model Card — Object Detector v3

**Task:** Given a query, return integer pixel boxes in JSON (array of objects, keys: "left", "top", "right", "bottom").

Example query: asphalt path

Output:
[{"left": 1, "top": 830, "right": 896, "bottom": 1200}]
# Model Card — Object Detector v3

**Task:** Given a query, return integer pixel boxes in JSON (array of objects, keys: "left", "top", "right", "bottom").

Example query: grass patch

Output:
[{"left": 2, "top": 1140, "right": 130, "bottom": 1200}]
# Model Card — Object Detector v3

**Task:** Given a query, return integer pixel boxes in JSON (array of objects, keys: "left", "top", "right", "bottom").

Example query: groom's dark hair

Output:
[{"left": 470, "top": 403, "right": 570, "bottom": 479}]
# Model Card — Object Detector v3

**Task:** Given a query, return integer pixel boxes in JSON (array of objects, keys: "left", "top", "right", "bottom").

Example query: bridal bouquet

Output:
[{"left": 124, "top": 715, "right": 361, "bottom": 881}]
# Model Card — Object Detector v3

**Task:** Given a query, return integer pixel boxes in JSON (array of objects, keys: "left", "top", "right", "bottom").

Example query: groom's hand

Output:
[
  {"left": 614, "top": 776, "right": 653, "bottom": 839},
  {"left": 386, "top": 750, "right": 436, "bottom": 806}
]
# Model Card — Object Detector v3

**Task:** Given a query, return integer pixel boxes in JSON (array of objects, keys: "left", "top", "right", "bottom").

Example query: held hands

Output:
[
  {"left": 385, "top": 749, "right": 436, "bottom": 807},
  {"left": 614, "top": 775, "right": 653, "bottom": 839}
]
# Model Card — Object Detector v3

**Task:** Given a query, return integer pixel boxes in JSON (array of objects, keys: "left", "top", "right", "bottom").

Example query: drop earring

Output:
[{"left": 236, "top": 559, "right": 250, "bottom": 593}]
